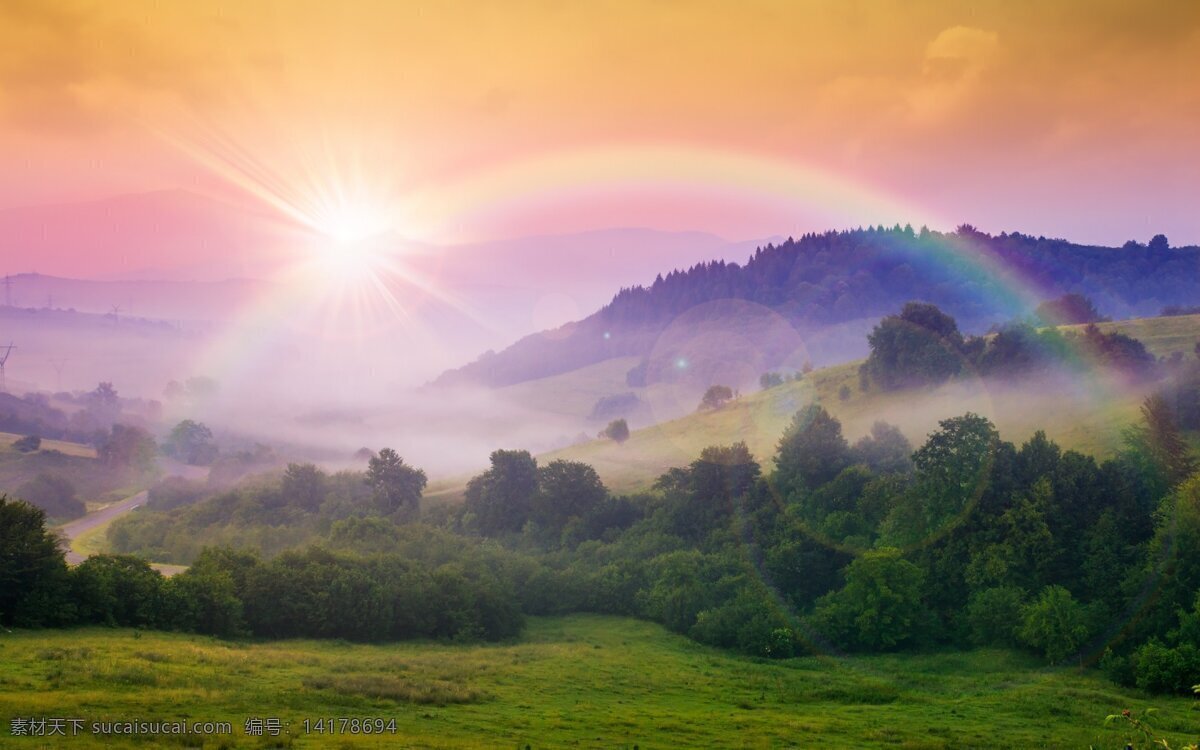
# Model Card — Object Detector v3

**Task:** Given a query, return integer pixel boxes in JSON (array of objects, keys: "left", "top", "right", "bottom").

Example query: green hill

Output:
[
  {"left": 1, "top": 615, "right": 1193, "bottom": 748},
  {"left": 519, "top": 314, "right": 1200, "bottom": 494}
]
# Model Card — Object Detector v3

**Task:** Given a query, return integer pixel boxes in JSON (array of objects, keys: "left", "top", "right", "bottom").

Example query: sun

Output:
[
  {"left": 307, "top": 202, "right": 394, "bottom": 279},
  {"left": 318, "top": 202, "right": 392, "bottom": 246}
]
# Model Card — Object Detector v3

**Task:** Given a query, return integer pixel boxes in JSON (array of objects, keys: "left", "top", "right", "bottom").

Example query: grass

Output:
[
  {"left": 0, "top": 615, "right": 1195, "bottom": 748},
  {"left": 0, "top": 431, "right": 97, "bottom": 459}
]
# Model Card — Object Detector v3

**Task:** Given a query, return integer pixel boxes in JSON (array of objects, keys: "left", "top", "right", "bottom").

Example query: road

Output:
[{"left": 58, "top": 490, "right": 148, "bottom": 565}]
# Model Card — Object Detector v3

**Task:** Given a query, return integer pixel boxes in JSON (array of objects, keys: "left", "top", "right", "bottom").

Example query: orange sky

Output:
[{"left": 1, "top": 0, "right": 1198, "bottom": 248}]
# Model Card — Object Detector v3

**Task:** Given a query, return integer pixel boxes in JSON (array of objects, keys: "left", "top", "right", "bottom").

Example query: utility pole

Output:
[{"left": 0, "top": 342, "right": 15, "bottom": 392}]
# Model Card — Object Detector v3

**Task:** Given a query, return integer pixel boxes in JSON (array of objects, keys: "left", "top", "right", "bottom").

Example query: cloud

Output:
[
  {"left": 907, "top": 26, "right": 1002, "bottom": 125},
  {"left": 0, "top": 0, "right": 220, "bottom": 135}
]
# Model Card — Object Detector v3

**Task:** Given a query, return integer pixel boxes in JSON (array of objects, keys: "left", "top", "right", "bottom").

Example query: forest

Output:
[
  {"left": 437, "top": 225, "right": 1200, "bottom": 387},
  {"left": 5, "top": 302, "right": 1200, "bottom": 700}
]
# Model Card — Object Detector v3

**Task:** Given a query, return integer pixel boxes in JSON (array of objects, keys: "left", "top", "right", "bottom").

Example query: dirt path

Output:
[{"left": 58, "top": 490, "right": 148, "bottom": 565}]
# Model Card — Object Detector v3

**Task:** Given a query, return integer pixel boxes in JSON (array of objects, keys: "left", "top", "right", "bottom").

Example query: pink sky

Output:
[{"left": 1, "top": 1, "right": 1198, "bottom": 281}]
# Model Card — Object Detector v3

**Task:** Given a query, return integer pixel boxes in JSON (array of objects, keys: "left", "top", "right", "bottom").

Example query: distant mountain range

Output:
[{"left": 436, "top": 225, "right": 1200, "bottom": 390}]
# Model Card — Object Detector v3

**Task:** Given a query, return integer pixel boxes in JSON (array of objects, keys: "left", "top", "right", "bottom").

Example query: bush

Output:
[
  {"left": 1132, "top": 641, "right": 1200, "bottom": 694},
  {"left": 965, "top": 586, "right": 1026, "bottom": 646},
  {"left": 1018, "top": 585, "right": 1090, "bottom": 663},
  {"left": 601, "top": 419, "right": 630, "bottom": 444},
  {"left": 810, "top": 548, "right": 927, "bottom": 651},
  {"left": 17, "top": 473, "right": 85, "bottom": 520},
  {"left": 12, "top": 434, "right": 41, "bottom": 452}
]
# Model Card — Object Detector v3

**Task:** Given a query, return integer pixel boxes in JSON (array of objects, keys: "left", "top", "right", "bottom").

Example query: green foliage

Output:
[
  {"left": 698, "top": 384, "right": 734, "bottom": 411},
  {"left": 16, "top": 472, "right": 85, "bottom": 519},
  {"left": 1130, "top": 394, "right": 1198, "bottom": 487},
  {"left": 98, "top": 424, "right": 157, "bottom": 471},
  {"left": 759, "top": 371, "right": 784, "bottom": 390},
  {"left": 71, "top": 555, "right": 165, "bottom": 628},
  {"left": 864, "top": 301, "right": 964, "bottom": 391},
  {"left": 965, "top": 586, "right": 1027, "bottom": 646},
  {"left": 601, "top": 417, "right": 630, "bottom": 444},
  {"left": 0, "top": 496, "right": 72, "bottom": 626},
  {"left": 163, "top": 419, "right": 217, "bottom": 465},
  {"left": 811, "top": 548, "right": 927, "bottom": 651},
  {"left": 282, "top": 462, "right": 327, "bottom": 513},
  {"left": 531, "top": 459, "right": 608, "bottom": 540},
  {"left": 366, "top": 448, "right": 426, "bottom": 520},
  {"left": 850, "top": 420, "right": 912, "bottom": 475},
  {"left": 1132, "top": 641, "right": 1200, "bottom": 694},
  {"left": 464, "top": 449, "right": 538, "bottom": 535},
  {"left": 1034, "top": 293, "right": 1105, "bottom": 326},
  {"left": 774, "top": 404, "right": 850, "bottom": 496},
  {"left": 1017, "top": 585, "right": 1091, "bottom": 663}
]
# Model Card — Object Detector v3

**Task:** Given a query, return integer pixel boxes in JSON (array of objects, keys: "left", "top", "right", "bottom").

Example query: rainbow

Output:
[{"left": 183, "top": 141, "right": 1129, "bottom": 403}]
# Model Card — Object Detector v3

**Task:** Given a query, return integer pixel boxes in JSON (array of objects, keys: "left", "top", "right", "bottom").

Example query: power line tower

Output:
[
  {"left": 3, "top": 275, "right": 11, "bottom": 308},
  {"left": 48, "top": 357, "right": 66, "bottom": 392},
  {"left": 110, "top": 304, "right": 122, "bottom": 326},
  {"left": 0, "top": 342, "right": 15, "bottom": 392}
]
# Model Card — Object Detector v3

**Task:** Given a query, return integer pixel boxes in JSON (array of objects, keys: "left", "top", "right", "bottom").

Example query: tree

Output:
[
  {"left": 71, "top": 554, "right": 165, "bottom": 627},
  {"left": 910, "top": 413, "right": 998, "bottom": 528},
  {"left": 1130, "top": 394, "right": 1197, "bottom": 487},
  {"left": 601, "top": 418, "right": 630, "bottom": 444},
  {"left": 698, "top": 385, "right": 734, "bottom": 411},
  {"left": 87, "top": 381, "right": 121, "bottom": 424},
  {"left": 759, "top": 372, "right": 784, "bottom": 390},
  {"left": 281, "top": 463, "right": 327, "bottom": 513},
  {"left": 811, "top": 548, "right": 927, "bottom": 651},
  {"left": 1148, "top": 234, "right": 1170, "bottom": 252},
  {"left": 851, "top": 421, "right": 912, "bottom": 475},
  {"left": 659, "top": 443, "right": 760, "bottom": 542},
  {"left": 863, "top": 302, "right": 964, "bottom": 390},
  {"left": 966, "top": 586, "right": 1027, "bottom": 647},
  {"left": 0, "top": 496, "right": 72, "bottom": 626},
  {"left": 464, "top": 449, "right": 538, "bottom": 535},
  {"left": 1018, "top": 585, "right": 1091, "bottom": 663},
  {"left": 774, "top": 404, "right": 851, "bottom": 496},
  {"left": 1034, "top": 293, "right": 1105, "bottom": 325},
  {"left": 162, "top": 567, "right": 244, "bottom": 637},
  {"left": 16, "top": 474, "right": 85, "bottom": 520},
  {"left": 531, "top": 460, "right": 608, "bottom": 538},
  {"left": 365, "top": 448, "right": 426, "bottom": 521},
  {"left": 163, "top": 420, "right": 217, "bottom": 465},
  {"left": 98, "top": 424, "right": 157, "bottom": 471}
]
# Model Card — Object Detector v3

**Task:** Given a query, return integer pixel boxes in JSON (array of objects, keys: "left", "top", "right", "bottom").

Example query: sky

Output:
[{"left": 1, "top": 0, "right": 1199, "bottom": 278}]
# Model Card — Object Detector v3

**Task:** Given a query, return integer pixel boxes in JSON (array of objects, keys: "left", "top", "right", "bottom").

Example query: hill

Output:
[
  {"left": 518, "top": 313, "right": 1200, "bottom": 494},
  {"left": 437, "top": 226, "right": 1200, "bottom": 391},
  {"left": 1, "top": 615, "right": 1193, "bottom": 748}
]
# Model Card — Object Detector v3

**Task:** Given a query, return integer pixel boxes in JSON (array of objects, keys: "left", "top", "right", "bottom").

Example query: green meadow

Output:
[{"left": 1, "top": 615, "right": 1195, "bottom": 749}]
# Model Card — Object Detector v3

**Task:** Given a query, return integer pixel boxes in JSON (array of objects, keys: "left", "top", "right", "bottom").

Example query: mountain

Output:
[
  {"left": 0, "top": 274, "right": 265, "bottom": 323},
  {"left": 436, "top": 225, "right": 1200, "bottom": 390},
  {"left": 0, "top": 189, "right": 294, "bottom": 281}
]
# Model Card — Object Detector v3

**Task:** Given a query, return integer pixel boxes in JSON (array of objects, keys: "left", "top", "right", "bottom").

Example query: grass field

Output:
[
  {"left": 0, "top": 431, "right": 96, "bottom": 459},
  {"left": 0, "top": 615, "right": 1194, "bottom": 749}
]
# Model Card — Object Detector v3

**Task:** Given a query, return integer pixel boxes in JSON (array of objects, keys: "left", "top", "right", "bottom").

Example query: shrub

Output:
[
  {"left": 12, "top": 434, "right": 41, "bottom": 452},
  {"left": 1018, "top": 585, "right": 1090, "bottom": 663}
]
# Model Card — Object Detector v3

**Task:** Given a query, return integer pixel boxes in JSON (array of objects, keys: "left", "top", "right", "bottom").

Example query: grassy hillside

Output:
[
  {"left": 1064, "top": 313, "right": 1200, "bottom": 358},
  {"left": 0, "top": 433, "right": 144, "bottom": 512},
  {"left": 0, "top": 615, "right": 1193, "bottom": 749},
  {"left": 523, "top": 314, "right": 1200, "bottom": 494}
]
